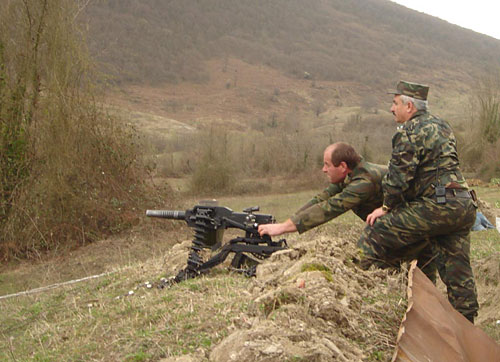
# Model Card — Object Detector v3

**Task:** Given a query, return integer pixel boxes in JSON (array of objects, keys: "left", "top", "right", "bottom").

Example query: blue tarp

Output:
[{"left": 472, "top": 211, "right": 495, "bottom": 231}]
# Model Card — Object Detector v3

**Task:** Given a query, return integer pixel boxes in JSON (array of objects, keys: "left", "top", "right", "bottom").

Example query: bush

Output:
[
  {"left": 189, "top": 157, "right": 235, "bottom": 195},
  {"left": 459, "top": 73, "right": 500, "bottom": 177},
  {"left": 0, "top": 0, "right": 159, "bottom": 259}
]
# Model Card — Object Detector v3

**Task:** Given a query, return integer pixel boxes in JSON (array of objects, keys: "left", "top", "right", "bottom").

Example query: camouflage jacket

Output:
[
  {"left": 383, "top": 110, "right": 468, "bottom": 210},
  {"left": 291, "top": 160, "right": 387, "bottom": 233}
]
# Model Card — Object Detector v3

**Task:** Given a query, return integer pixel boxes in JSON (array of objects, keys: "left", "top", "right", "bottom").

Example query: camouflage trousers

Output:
[{"left": 357, "top": 197, "right": 479, "bottom": 321}]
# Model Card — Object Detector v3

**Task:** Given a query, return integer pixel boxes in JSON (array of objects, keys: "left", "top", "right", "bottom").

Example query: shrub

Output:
[
  {"left": 0, "top": 0, "right": 159, "bottom": 259},
  {"left": 459, "top": 73, "right": 500, "bottom": 178},
  {"left": 189, "top": 156, "right": 235, "bottom": 195},
  {"left": 188, "top": 127, "right": 235, "bottom": 195}
]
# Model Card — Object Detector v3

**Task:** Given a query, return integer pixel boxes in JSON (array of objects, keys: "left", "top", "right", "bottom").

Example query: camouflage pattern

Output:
[
  {"left": 357, "top": 110, "right": 479, "bottom": 321},
  {"left": 383, "top": 110, "right": 468, "bottom": 210},
  {"left": 414, "top": 241, "right": 437, "bottom": 284},
  {"left": 357, "top": 197, "right": 477, "bottom": 320},
  {"left": 291, "top": 160, "right": 387, "bottom": 233},
  {"left": 388, "top": 80, "right": 429, "bottom": 101}
]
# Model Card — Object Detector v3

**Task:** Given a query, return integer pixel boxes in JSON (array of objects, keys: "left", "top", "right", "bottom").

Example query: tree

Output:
[
  {"left": 0, "top": 0, "right": 153, "bottom": 259},
  {"left": 460, "top": 72, "right": 500, "bottom": 178}
]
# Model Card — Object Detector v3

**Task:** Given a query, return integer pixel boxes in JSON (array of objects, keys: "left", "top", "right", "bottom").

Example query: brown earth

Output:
[
  {"left": 107, "top": 58, "right": 370, "bottom": 127},
  {"left": 158, "top": 226, "right": 407, "bottom": 362},
  {"left": 105, "top": 57, "right": 470, "bottom": 141},
  {"left": 2, "top": 59, "right": 498, "bottom": 360}
]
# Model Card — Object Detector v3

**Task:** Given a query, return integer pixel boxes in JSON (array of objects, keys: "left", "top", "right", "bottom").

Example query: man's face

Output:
[
  {"left": 322, "top": 148, "right": 347, "bottom": 184},
  {"left": 390, "top": 95, "right": 411, "bottom": 124}
]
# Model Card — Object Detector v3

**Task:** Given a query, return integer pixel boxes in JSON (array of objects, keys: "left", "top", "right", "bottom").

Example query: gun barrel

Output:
[{"left": 146, "top": 210, "right": 186, "bottom": 219}]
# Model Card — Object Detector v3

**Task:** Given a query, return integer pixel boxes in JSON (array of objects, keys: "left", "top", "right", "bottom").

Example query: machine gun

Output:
[{"left": 146, "top": 201, "right": 287, "bottom": 284}]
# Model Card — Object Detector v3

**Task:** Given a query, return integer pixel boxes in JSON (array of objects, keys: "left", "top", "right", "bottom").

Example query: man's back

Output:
[
  {"left": 384, "top": 111, "right": 468, "bottom": 204},
  {"left": 347, "top": 161, "right": 387, "bottom": 220}
]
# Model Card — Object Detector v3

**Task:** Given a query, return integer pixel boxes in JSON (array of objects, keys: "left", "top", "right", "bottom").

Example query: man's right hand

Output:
[
  {"left": 258, "top": 219, "right": 297, "bottom": 237},
  {"left": 366, "top": 207, "right": 388, "bottom": 226}
]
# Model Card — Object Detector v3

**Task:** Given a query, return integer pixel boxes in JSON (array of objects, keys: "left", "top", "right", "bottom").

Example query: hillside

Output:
[
  {"left": 82, "top": 0, "right": 500, "bottom": 89},
  {"left": 84, "top": 0, "right": 500, "bottom": 182},
  {"left": 2, "top": 1, "right": 499, "bottom": 359}
]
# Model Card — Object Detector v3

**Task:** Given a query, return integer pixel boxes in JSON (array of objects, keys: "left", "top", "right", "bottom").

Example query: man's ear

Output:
[
  {"left": 339, "top": 161, "right": 349, "bottom": 172},
  {"left": 406, "top": 100, "right": 415, "bottom": 113}
]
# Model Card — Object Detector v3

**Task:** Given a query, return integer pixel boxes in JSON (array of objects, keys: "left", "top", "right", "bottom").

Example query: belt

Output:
[{"left": 444, "top": 189, "right": 471, "bottom": 198}]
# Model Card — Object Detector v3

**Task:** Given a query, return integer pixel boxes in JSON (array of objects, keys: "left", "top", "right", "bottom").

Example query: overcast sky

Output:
[{"left": 391, "top": 0, "right": 500, "bottom": 40}]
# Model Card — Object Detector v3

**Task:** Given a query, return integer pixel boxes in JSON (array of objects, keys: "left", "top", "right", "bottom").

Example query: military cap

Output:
[{"left": 388, "top": 80, "right": 429, "bottom": 101}]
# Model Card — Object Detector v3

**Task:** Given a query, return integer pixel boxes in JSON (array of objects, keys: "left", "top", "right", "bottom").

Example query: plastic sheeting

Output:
[
  {"left": 472, "top": 211, "right": 495, "bottom": 231},
  {"left": 392, "top": 261, "right": 500, "bottom": 362}
]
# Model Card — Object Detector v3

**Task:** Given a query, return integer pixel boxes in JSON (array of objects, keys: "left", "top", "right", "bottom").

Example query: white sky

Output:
[{"left": 391, "top": 0, "right": 500, "bottom": 40}]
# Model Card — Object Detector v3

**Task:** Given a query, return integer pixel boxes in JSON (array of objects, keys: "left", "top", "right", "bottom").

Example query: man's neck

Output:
[{"left": 409, "top": 109, "right": 426, "bottom": 121}]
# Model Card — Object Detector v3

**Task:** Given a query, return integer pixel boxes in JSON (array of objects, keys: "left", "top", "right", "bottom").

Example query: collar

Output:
[
  {"left": 409, "top": 110, "right": 427, "bottom": 121},
  {"left": 345, "top": 157, "right": 365, "bottom": 182}
]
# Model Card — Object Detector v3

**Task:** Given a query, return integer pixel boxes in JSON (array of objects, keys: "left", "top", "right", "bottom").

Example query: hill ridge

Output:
[{"left": 83, "top": 0, "right": 500, "bottom": 88}]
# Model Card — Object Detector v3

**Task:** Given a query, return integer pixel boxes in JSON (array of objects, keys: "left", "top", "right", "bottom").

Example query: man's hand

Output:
[
  {"left": 366, "top": 207, "right": 388, "bottom": 226},
  {"left": 258, "top": 219, "right": 297, "bottom": 237}
]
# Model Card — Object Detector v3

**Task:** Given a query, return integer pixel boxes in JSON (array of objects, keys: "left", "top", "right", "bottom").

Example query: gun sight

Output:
[{"left": 243, "top": 206, "right": 260, "bottom": 213}]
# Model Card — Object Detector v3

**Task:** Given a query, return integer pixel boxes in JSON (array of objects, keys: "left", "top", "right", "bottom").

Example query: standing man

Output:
[{"left": 358, "top": 81, "right": 479, "bottom": 322}]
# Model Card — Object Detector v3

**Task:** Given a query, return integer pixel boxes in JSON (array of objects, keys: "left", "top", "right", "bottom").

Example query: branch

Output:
[{"left": 74, "top": 0, "right": 92, "bottom": 22}]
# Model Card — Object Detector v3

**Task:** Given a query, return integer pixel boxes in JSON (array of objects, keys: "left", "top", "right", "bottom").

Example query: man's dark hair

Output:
[{"left": 330, "top": 142, "right": 361, "bottom": 169}]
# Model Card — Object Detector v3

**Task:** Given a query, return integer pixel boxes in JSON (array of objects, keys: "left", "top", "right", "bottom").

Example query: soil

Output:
[
  {"left": 158, "top": 228, "right": 408, "bottom": 361},
  {"left": 2, "top": 59, "right": 498, "bottom": 361}
]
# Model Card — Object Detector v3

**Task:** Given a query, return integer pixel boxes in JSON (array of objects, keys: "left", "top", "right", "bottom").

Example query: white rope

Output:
[{"left": 0, "top": 270, "right": 119, "bottom": 301}]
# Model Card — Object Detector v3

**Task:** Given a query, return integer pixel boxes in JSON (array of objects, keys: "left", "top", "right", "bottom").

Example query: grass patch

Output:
[
  {"left": 0, "top": 259, "right": 254, "bottom": 360},
  {"left": 0, "top": 186, "right": 498, "bottom": 360},
  {"left": 301, "top": 262, "right": 334, "bottom": 282},
  {"left": 471, "top": 229, "right": 500, "bottom": 259}
]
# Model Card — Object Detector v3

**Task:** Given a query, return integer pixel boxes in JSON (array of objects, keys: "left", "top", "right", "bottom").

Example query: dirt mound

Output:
[{"left": 162, "top": 232, "right": 407, "bottom": 361}]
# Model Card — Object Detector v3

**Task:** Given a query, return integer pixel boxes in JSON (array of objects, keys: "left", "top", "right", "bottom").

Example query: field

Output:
[
  {"left": 2, "top": 2, "right": 500, "bottom": 360},
  {"left": 1, "top": 185, "right": 499, "bottom": 361}
]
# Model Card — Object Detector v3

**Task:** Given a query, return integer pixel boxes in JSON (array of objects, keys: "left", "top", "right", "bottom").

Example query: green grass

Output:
[
  {"left": 471, "top": 229, "right": 500, "bottom": 259},
  {"left": 0, "top": 257, "right": 255, "bottom": 360},
  {"left": 474, "top": 185, "right": 500, "bottom": 206},
  {"left": 301, "top": 263, "right": 334, "bottom": 282},
  {"left": 1, "top": 185, "right": 499, "bottom": 360}
]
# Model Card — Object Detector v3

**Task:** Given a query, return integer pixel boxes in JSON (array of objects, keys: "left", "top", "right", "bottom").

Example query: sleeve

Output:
[
  {"left": 383, "top": 129, "right": 419, "bottom": 209},
  {"left": 294, "top": 183, "right": 343, "bottom": 213},
  {"left": 291, "top": 177, "right": 375, "bottom": 233}
]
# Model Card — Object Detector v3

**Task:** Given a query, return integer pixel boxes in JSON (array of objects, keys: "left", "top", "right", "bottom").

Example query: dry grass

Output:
[
  {"left": 0, "top": 0, "right": 159, "bottom": 259},
  {"left": 0, "top": 186, "right": 498, "bottom": 361},
  {"left": 0, "top": 260, "right": 255, "bottom": 360}
]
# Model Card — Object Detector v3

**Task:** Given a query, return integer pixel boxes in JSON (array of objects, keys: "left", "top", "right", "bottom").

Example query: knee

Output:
[
  {"left": 356, "top": 236, "right": 387, "bottom": 270},
  {"left": 357, "top": 227, "right": 384, "bottom": 260}
]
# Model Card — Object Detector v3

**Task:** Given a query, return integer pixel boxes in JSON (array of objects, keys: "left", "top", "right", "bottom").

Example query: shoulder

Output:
[
  {"left": 399, "top": 113, "right": 453, "bottom": 148},
  {"left": 405, "top": 112, "right": 450, "bottom": 133},
  {"left": 351, "top": 161, "right": 387, "bottom": 183},
  {"left": 364, "top": 161, "right": 388, "bottom": 173},
  {"left": 415, "top": 115, "right": 455, "bottom": 147},
  {"left": 357, "top": 161, "right": 387, "bottom": 175}
]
